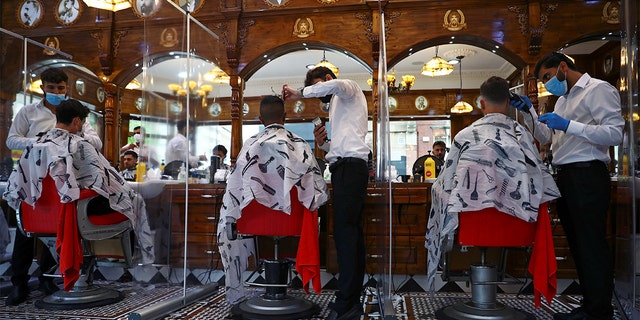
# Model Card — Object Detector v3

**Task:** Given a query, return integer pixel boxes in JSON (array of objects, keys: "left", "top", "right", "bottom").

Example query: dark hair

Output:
[
  {"left": 259, "top": 95, "right": 285, "bottom": 123},
  {"left": 433, "top": 141, "right": 446, "bottom": 149},
  {"left": 176, "top": 119, "right": 194, "bottom": 132},
  {"left": 213, "top": 145, "right": 227, "bottom": 156},
  {"left": 133, "top": 126, "right": 141, "bottom": 131},
  {"left": 55, "top": 99, "right": 89, "bottom": 125},
  {"left": 480, "top": 76, "right": 510, "bottom": 105},
  {"left": 304, "top": 66, "right": 337, "bottom": 87},
  {"left": 123, "top": 150, "right": 138, "bottom": 159},
  {"left": 534, "top": 52, "right": 578, "bottom": 80},
  {"left": 40, "top": 67, "right": 68, "bottom": 84}
]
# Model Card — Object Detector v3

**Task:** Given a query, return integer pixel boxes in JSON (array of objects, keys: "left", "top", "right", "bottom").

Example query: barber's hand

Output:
[
  {"left": 538, "top": 113, "right": 570, "bottom": 132},
  {"left": 509, "top": 95, "right": 532, "bottom": 111},
  {"left": 282, "top": 84, "right": 301, "bottom": 101},
  {"left": 313, "top": 124, "right": 328, "bottom": 146}
]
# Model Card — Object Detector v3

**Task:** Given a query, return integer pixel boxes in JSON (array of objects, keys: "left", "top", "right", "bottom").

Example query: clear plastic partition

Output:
[{"left": 132, "top": 0, "right": 226, "bottom": 301}]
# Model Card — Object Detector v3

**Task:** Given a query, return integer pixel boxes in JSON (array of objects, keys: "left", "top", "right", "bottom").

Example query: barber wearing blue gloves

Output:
[{"left": 511, "top": 52, "right": 623, "bottom": 320}]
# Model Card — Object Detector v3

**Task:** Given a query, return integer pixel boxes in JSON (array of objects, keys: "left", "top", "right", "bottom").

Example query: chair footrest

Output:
[{"left": 245, "top": 281, "right": 290, "bottom": 288}]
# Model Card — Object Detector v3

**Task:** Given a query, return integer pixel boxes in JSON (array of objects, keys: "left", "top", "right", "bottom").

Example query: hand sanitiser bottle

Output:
[{"left": 424, "top": 155, "right": 436, "bottom": 180}]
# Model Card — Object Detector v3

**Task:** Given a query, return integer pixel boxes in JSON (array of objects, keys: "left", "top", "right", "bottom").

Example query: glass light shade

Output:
[
  {"left": 83, "top": 0, "right": 131, "bottom": 11},
  {"left": 450, "top": 100, "right": 474, "bottom": 113},
  {"left": 367, "top": 78, "right": 373, "bottom": 88},
  {"left": 421, "top": 56, "right": 455, "bottom": 77},
  {"left": 402, "top": 74, "right": 415, "bottom": 88},
  {"left": 200, "top": 84, "right": 213, "bottom": 93},
  {"left": 168, "top": 83, "right": 182, "bottom": 93}
]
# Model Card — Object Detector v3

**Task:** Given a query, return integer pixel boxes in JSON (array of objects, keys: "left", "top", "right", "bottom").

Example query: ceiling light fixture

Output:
[
  {"left": 450, "top": 55, "right": 473, "bottom": 114},
  {"left": 315, "top": 50, "right": 340, "bottom": 77},
  {"left": 82, "top": 0, "right": 131, "bottom": 12},
  {"left": 421, "top": 46, "right": 455, "bottom": 77}
]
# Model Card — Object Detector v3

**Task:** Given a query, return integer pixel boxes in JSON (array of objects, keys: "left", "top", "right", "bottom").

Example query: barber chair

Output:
[
  {"left": 436, "top": 204, "right": 553, "bottom": 320},
  {"left": 228, "top": 188, "right": 320, "bottom": 320},
  {"left": 16, "top": 175, "right": 133, "bottom": 310}
]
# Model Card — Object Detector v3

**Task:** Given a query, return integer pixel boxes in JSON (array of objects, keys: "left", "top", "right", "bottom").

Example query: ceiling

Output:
[{"left": 135, "top": 40, "right": 609, "bottom": 99}]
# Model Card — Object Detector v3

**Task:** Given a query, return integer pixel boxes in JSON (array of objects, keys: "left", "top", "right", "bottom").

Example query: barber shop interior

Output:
[{"left": 0, "top": 0, "right": 639, "bottom": 319}]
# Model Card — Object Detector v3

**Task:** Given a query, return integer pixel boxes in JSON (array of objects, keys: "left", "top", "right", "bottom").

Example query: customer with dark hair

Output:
[
  {"left": 5, "top": 68, "right": 102, "bottom": 306},
  {"left": 212, "top": 144, "right": 229, "bottom": 169},
  {"left": 283, "top": 66, "right": 370, "bottom": 320},
  {"left": 120, "top": 150, "right": 139, "bottom": 181},
  {"left": 4, "top": 99, "right": 154, "bottom": 297},
  {"left": 432, "top": 140, "right": 447, "bottom": 161},
  {"left": 512, "top": 51, "right": 624, "bottom": 320}
]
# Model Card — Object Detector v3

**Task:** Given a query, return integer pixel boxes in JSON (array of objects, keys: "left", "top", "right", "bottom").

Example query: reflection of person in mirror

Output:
[
  {"left": 58, "top": 0, "right": 79, "bottom": 24},
  {"left": 137, "top": 0, "right": 156, "bottom": 16},
  {"left": 21, "top": 0, "right": 41, "bottom": 26},
  {"left": 604, "top": 55, "right": 613, "bottom": 75}
]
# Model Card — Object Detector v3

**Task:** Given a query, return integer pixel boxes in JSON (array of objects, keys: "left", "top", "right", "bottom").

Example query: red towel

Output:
[
  {"left": 295, "top": 208, "right": 321, "bottom": 294},
  {"left": 55, "top": 202, "right": 83, "bottom": 291},
  {"left": 528, "top": 202, "right": 557, "bottom": 307}
]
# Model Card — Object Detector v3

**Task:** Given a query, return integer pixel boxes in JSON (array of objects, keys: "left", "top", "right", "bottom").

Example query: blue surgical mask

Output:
[
  {"left": 544, "top": 68, "right": 567, "bottom": 96},
  {"left": 45, "top": 93, "right": 67, "bottom": 106}
]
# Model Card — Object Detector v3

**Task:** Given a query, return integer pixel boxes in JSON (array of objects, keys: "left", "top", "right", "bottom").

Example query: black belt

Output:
[
  {"left": 329, "top": 157, "right": 367, "bottom": 172},
  {"left": 555, "top": 160, "right": 605, "bottom": 171}
]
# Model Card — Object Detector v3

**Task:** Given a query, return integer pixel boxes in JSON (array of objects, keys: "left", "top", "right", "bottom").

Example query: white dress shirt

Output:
[
  {"left": 302, "top": 79, "right": 370, "bottom": 164},
  {"left": 165, "top": 133, "right": 200, "bottom": 167},
  {"left": 7, "top": 100, "right": 102, "bottom": 151},
  {"left": 522, "top": 73, "right": 624, "bottom": 165}
]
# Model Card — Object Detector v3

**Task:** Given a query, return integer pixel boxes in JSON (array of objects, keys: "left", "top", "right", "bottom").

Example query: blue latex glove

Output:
[
  {"left": 538, "top": 113, "right": 570, "bottom": 131},
  {"left": 509, "top": 94, "right": 532, "bottom": 111}
]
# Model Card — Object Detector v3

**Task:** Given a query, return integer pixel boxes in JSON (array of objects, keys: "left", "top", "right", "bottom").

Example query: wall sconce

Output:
[{"left": 387, "top": 70, "right": 415, "bottom": 93}]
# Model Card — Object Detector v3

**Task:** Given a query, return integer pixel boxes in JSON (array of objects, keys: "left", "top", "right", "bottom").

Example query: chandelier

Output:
[
  {"left": 450, "top": 55, "right": 473, "bottom": 114},
  {"left": 168, "top": 81, "right": 213, "bottom": 98},
  {"left": 315, "top": 51, "right": 340, "bottom": 77},
  {"left": 421, "top": 46, "right": 455, "bottom": 77},
  {"left": 82, "top": 0, "right": 131, "bottom": 12}
]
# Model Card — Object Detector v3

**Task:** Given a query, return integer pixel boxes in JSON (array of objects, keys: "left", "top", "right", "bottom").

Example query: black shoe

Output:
[
  {"left": 553, "top": 307, "right": 588, "bottom": 320},
  {"left": 38, "top": 279, "right": 60, "bottom": 295},
  {"left": 5, "top": 284, "right": 29, "bottom": 306},
  {"left": 326, "top": 304, "right": 363, "bottom": 320}
]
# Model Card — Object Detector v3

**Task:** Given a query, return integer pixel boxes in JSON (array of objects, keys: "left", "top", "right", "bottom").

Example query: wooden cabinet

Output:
[
  {"left": 163, "top": 184, "right": 226, "bottom": 269},
  {"left": 325, "top": 183, "right": 429, "bottom": 275}
]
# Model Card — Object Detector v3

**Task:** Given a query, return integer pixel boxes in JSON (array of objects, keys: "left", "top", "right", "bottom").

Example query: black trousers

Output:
[
  {"left": 555, "top": 161, "right": 613, "bottom": 319},
  {"left": 329, "top": 157, "right": 368, "bottom": 314},
  {"left": 10, "top": 230, "right": 56, "bottom": 286}
]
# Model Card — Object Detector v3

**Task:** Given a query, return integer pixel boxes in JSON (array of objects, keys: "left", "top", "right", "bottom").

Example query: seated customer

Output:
[
  {"left": 425, "top": 76, "right": 561, "bottom": 291},
  {"left": 4, "top": 99, "right": 155, "bottom": 277},
  {"left": 217, "top": 96, "right": 329, "bottom": 304},
  {"left": 212, "top": 144, "right": 230, "bottom": 170},
  {"left": 120, "top": 150, "right": 138, "bottom": 181}
]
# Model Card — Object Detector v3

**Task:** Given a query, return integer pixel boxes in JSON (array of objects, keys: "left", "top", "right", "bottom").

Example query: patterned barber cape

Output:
[
  {"left": 217, "top": 124, "right": 329, "bottom": 304},
  {"left": 425, "top": 113, "right": 560, "bottom": 291},
  {"left": 3, "top": 128, "right": 155, "bottom": 265}
]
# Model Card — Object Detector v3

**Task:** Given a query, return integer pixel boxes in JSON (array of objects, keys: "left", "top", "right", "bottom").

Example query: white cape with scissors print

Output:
[
  {"left": 425, "top": 113, "right": 560, "bottom": 291},
  {"left": 217, "top": 124, "right": 329, "bottom": 304}
]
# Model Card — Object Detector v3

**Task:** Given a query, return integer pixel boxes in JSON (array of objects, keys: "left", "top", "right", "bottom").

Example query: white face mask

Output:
[{"left": 133, "top": 133, "right": 143, "bottom": 143}]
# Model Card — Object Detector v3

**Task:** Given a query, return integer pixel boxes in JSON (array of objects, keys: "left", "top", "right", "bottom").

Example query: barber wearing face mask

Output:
[
  {"left": 120, "top": 126, "right": 159, "bottom": 168},
  {"left": 510, "top": 52, "right": 623, "bottom": 320},
  {"left": 283, "top": 66, "right": 370, "bottom": 320},
  {"left": 5, "top": 67, "right": 103, "bottom": 306}
]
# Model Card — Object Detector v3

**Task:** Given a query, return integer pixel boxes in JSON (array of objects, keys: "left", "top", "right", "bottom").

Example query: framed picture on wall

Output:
[
  {"left": 172, "top": 0, "right": 204, "bottom": 14},
  {"left": 17, "top": 0, "right": 44, "bottom": 29},
  {"left": 603, "top": 54, "right": 613, "bottom": 75},
  {"left": 133, "top": 0, "right": 161, "bottom": 18},
  {"left": 55, "top": 0, "right": 82, "bottom": 25}
]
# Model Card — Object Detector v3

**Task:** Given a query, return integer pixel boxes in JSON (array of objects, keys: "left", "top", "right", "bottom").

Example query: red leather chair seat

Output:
[
  {"left": 458, "top": 207, "right": 536, "bottom": 247},
  {"left": 236, "top": 188, "right": 304, "bottom": 237}
]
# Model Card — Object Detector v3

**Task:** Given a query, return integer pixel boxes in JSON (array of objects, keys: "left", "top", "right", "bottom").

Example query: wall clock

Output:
[
  {"left": 96, "top": 87, "right": 105, "bottom": 103},
  {"left": 55, "top": 0, "right": 82, "bottom": 26},
  {"left": 17, "top": 0, "right": 44, "bottom": 29}
]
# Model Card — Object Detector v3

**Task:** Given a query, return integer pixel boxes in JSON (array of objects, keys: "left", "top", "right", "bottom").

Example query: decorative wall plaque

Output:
[
  {"left": 55, "top": 0, "right": 82, "bottom": 26},
  {"left": 264, "top": 0, "right": 289, "bottom": 7},
  {"left": 602, "top": 1, "right": 620, "bottom": 24},
  {"left": 17, "top": 0, "right": 44, "bottom": 29},
  {"left": 293, "top": 18, "right": 314, "bottom": 38},
  {"left": 43, "top": 37, "right": 60, "bottom": 56},
  {"left": 389, "top": 96, "right": 397, "bottom": 112},
  {"left": 443, "top": 9, "right": 466, "bottom": 31},
  {"left": 160, "top": 28, "right": 179, "bottom": 48}
]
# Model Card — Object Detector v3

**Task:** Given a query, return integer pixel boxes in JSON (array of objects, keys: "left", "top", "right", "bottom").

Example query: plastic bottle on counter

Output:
[
  {"left": 159, "top": 159, "right": 165, "bottom": 172},
  {"left": 323, "top": 165, "right": 331, "bottom": 182},
  {"left": 424, "top": 155, "right": 436, "bottom": 180},
  {"left": 135, "top": 161, "right": 147, "bottom": 182}
]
